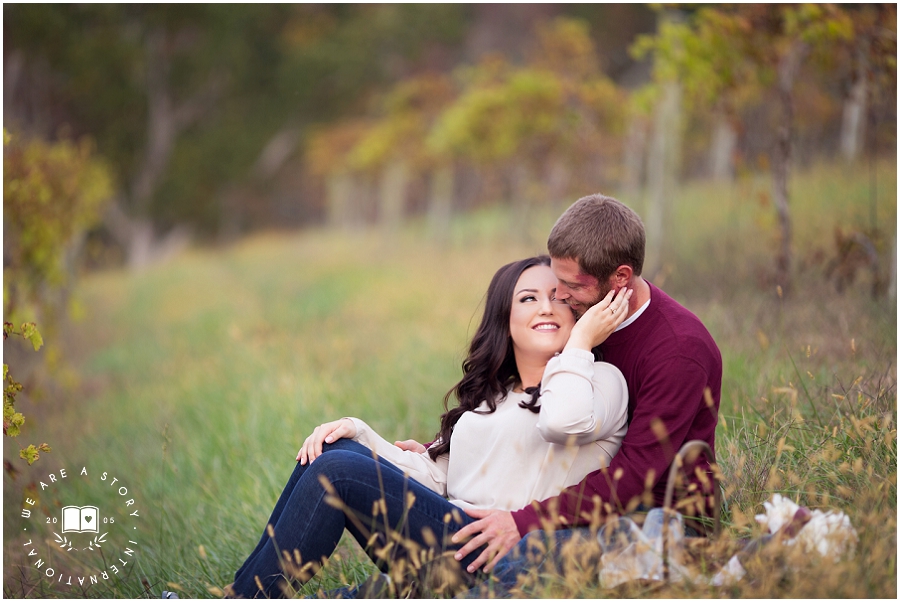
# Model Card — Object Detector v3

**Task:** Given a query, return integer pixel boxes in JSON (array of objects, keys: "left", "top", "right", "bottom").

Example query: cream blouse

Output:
[{"left": 348, "top": 347, "right": 628, "bottom": 511}]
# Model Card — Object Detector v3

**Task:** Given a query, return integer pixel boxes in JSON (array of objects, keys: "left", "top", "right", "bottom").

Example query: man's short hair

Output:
[{"left": 547, "top": 193, "right": 645, "bottom": 281}]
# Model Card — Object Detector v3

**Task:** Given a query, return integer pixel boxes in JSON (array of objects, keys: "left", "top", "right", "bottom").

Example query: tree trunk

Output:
[
  {"left": 427, "top": 163, "right": 455, "bottom": 244},
  {"left": 217, "top": 186, "right": 244, "bottom": 244},
  {"left": 889, "top": 234, "right": 896, "bottom": 301},
  {"left": 326, "top": 171, "right": 354, "bottom": 229},
  {"left": 708, "top": 108, "right": 737, "bottom": 181},
  {"left": 771, "top": 41, "right": 809, "bottom": 294},
  {"left": 102, "top": 199, "right": 191, "bottom": 270},
  {"left": 131, "top": 31, "right": 177, "bottom": 215},
  {"left": 116, "top": 28, "right": 220, "bottom": 268},
  {"left": 840, "top": 37, "right": 869, "bottom": 163},
  {"left": 622, "top": 116, "right": 649, "bottom": 201},
  {"left": 378, "top": 159, "right": 409, "bottom": 232},
  {"left": 544, "top": 158, "right": 570, "bottom": 217},
  {"left": 4, "top": 50, "right": 24, "bottom": 122},
  {"left": 510, "top": 163, "right": 538, "bottom": 242},
  {"left": 253, "top": 127, "right": 299, "bottom": 178},
  {"left": 644, "top": 80, "right": 682, "bottom": 280}
]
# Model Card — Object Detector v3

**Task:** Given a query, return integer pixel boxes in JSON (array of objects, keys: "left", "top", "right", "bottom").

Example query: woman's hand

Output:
[
  {"left": 394, "top": 439, "right": 426, "bottom": 454},
  {"left": 565, "top": 287, "right": 633, "bottom": 351},
  {"left": 297, "top": 418, "right": 357, "bottom": 465}
]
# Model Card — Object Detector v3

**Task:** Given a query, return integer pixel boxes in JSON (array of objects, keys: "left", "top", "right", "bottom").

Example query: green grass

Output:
[{"left": 3, "top": 158, "right": 896, "bottom": 598}]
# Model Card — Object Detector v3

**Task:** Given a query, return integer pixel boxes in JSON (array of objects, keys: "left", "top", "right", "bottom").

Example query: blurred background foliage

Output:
[
  {"left": 3, "top": 131, "right": 112, "bottom": 328},
  {"left": 6, "top": 4, "right": 894, "bottom": 274}
]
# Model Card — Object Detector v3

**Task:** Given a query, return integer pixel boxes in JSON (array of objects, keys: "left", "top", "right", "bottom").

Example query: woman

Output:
[{"left": 230, "top": 256, "right": 631, "bottom": 598}]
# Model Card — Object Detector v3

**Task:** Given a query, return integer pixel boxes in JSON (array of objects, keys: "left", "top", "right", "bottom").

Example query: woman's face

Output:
[{"left": 509, "top": 265, "right": 576, "bottom": 360}]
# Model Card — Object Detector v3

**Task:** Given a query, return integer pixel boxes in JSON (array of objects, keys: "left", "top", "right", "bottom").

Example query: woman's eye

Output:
[{"left": 520, "top": 295, "right": 537, "bottom": 302}]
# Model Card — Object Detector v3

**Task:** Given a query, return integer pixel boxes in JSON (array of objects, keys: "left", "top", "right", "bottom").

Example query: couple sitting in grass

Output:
[{"left": 228, "top": 194, "right": 723, "bottom": 598}]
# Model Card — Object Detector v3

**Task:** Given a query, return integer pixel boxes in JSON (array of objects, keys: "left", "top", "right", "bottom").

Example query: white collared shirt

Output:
[{"left": 614, "top": 298, "right": 651, "bottom": 332}]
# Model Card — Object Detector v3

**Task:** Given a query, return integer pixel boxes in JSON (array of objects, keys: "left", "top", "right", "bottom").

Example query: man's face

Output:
[{"left": 550, "top": 256, "right": 612, "bottom": 318}]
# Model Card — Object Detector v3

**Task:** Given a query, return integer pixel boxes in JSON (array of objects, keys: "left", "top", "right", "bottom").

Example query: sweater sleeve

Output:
[
  {"left": 537, "top": 348, "right": 629, "bottom": 446},
  {"left": 512, "top": 354, "right": 712, "bottom": 536},
  {"left": 347, "top": 417, "right": 449, "bottom": 497}
]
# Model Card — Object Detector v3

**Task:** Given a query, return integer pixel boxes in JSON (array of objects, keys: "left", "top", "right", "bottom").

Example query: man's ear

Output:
[{"left": 612, "top": 265, "right": 633, "bottom": 287}]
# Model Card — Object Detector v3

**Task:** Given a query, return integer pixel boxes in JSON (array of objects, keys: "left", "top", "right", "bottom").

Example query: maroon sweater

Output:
[{"left": 511, "top": 282, "right": 722, "bottom": 535}]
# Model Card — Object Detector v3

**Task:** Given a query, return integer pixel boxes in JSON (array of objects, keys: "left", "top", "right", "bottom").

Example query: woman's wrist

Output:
[
  {"left": 564, "top": 330, "right": 593, "bottom": 352},
  {"left": 341, "top": 417, "right": 360, "bottom": 439}
]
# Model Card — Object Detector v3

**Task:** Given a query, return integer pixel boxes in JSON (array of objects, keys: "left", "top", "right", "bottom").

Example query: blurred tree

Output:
[
  {"left": 428, "top": 17, "right": 626, "bottom": 237},
  {"left": 10, "top": 3, "right": 877, "bottom": 263},
  {"left": 531, "top": 17, "right": 628, "bottom": 203},
  {"left": 3, "top": 129, "right": 111, "bottom": 467},
  {"left": 4, "top": 4, "right": 469, "bottom": 256},
  {"left": 5, "top": 5, "right": 287, "bottom": 264},
  {"left": 429, "top": 60, "right": 569, "bottom": 237},
  {"left": 305, "top": 120, "right": 375, "bottom": 230},
  {"left": 832, "top": 5, "right": 897, "bottom": 163},
  {"left": 347, "top": 74, "right": 457, "bottom": 233},
  {"left": 629, "top": 8, "right": 687, "bottom": 280},
  {"left": 632, "top": 4, "right": 858, "bottom": 293},
  {"left": 3, "top": 130, "right": 112, "bottom": 328}
]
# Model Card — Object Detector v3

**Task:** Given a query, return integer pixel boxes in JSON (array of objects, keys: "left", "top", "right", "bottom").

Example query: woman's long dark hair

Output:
[{"left": 428, "top": 255, "right": 553, "bottom": 460}]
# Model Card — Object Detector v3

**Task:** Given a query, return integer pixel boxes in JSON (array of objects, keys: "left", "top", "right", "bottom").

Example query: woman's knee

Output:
[
  {"left": 320, "top": 438, "right": 368, "bottom": 455},
  {"left": 287, "top": 439, "right": 366, "bottom": 480},
  {"left": 304, "top": 448, "right": 374, "bottom": 484}
]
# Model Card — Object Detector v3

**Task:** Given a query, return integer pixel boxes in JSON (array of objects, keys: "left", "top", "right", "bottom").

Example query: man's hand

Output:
[
  {"left": 451, "top": 509, "right": 522, "bottom": 573},
  {"left": 393, "top": 439, "right": 426, "bottom": 453}
]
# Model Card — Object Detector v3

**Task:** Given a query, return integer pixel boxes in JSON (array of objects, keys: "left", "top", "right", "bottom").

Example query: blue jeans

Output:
[{"left": 232, "top": 439, "right": 485, "bottom": 598}]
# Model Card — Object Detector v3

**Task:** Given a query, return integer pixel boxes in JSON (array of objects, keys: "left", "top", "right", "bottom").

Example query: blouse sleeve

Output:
[
  {"left": 536, "top": 347, "right": 629, "bottom": 446},
  {"left": 346, "top": 417, "right": 449, "bottom": 497}
]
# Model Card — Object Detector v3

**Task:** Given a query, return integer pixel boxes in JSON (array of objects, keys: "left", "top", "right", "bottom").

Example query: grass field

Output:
[{"left": 3, "top": 159, "right": 897, "bottom": 598}]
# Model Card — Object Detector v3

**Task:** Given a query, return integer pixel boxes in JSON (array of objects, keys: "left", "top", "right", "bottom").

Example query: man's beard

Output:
[{"left": 571, "top": 283, "right": 613, "bottom": 319}]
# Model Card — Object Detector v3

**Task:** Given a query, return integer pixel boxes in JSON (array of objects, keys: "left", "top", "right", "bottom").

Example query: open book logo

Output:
[
  {"left": 53, "top": 505, "right": 108, "bottom": 552},
  {"left": 62, "top": 506, "right": 99, "bottom": 534},
  {"left": 17, "top": 465, "right": 142, "bottom": 589}
]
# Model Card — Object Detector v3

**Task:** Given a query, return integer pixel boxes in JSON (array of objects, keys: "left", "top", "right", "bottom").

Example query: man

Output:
[{"left": 448, "top": 193, "right": 723, "bottom": 590}]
